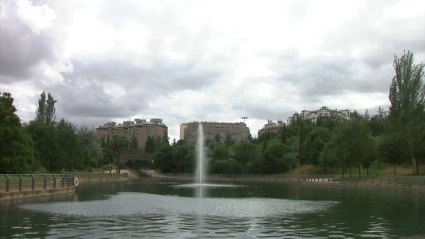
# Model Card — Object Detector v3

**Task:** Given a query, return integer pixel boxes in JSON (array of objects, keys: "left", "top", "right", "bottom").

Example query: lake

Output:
[{"left": 1, "top": 179, "right": 425, "bottom": 238}]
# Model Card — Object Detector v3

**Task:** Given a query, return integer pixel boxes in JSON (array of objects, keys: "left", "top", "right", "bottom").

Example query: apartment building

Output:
[
  {"left": 96, "top": 118, "right": 168, "bottom": 149},
  {"left": 258, "top": 120, "right": 285, "bottom": 138},
  {"left": 180, "top": 123, "right": 188, "bottom": 140},
  {"left": 287, "top": 106, "right": 351, "bottom": 125},
  {"left": 182, "top": 121, "right": 250, "bottom": 144}
]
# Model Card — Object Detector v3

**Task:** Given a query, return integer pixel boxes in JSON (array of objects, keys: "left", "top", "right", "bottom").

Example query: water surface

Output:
[{"left": 1, "top": 179, "right": 424, "bottom": 238}]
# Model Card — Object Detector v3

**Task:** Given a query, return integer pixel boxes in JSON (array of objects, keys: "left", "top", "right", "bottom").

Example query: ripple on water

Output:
[{"left": 19, "top": 192, "right": 338, "bottom": 218}]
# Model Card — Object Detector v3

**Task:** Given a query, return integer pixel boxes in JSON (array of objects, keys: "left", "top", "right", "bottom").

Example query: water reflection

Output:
[{"left": 0, "top": 179, "right": 424, "bottom": 238}]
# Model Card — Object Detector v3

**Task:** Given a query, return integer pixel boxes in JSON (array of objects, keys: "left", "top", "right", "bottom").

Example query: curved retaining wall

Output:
[{"left": 0, "top": 186, "right": 75, "bottom": 202}]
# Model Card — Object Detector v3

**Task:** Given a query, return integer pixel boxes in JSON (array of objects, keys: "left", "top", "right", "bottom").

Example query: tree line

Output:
[
  {"left": 1, "top": 51, "right": 424, "bottom": 175},
  {"left": 152, "top": 51, "right": 425, "bottom": 176}
]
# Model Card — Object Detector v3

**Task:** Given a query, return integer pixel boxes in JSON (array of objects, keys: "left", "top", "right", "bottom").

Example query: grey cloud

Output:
[
  {"left": 232, "top": 102, "right": 294, "bottom": 122},
  {"left": 0, "top": 1, "right": 57, "bottom": 81},
  {"left": 66, "top": 58, "right": 219, "bottom": 93}
]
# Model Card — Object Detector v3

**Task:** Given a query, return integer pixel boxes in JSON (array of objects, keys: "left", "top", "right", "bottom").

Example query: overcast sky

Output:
[{"left": 1, "top": 0, "right": 425, "bottom": 141}]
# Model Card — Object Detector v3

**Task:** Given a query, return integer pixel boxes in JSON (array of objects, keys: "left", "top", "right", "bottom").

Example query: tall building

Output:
[
  {"left": 96, "top": 118, "right": 168, "bottom": 149},
  {"left": 180, "top": 123, "right": 187, "bottom": 140},
  {"left": 258, "top": 120, "right": 285, "bottom": 138},
  {"left": 287, "top": 106, "right": 351, "bottom": 125},
  {"left": 183, "top": 121, "right": 250, "bottom": 144}
]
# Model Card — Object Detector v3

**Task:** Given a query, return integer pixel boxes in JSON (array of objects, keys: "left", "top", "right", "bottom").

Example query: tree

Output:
[
  {"left": 35, "top": 92, "right": 57, "bottom": 125},
  {"left": 224, "top": 132, "right": 234, "bottom": 147},
  {"left": 262, "top": 138, "right": 268, "bottom": 153},
  {"left": 363, "top": 109, "right": 370, "bottom": 122},
  {"left": 173, "top": 144, "right": 195, "bottom": 173},
  {"left": 77, "top": 126, "right": 103, "bottom": 168},
  {"left": 177, "top": 139, "right": 187, "bottom": 147},
  {"left": 283, "top": 153, "right": 297, "bottom": 170},
  {"left": 214, "top": 133, "right": 221, "bottom": 143},
  {"left": 25, "top": 121, "right": 59, "bottom": 172},
  {"left": 212, "top": 145, "right": 228, "bottom": 161},
  {"left": 232, "top": 142, "right": 257, "bottom": 164},
  {"left": 110, "top": 135, "right": 132, "bottom": 173},
  {"left": 388, "top": 50, "right": 425, "bottom": 175},
  {"left": 281, "top": 123, "right": 287, "bottom": 144},
  {"left": 153, "top": 144, "right": 175, "bottom": 173},
  {"left": 0, "top": 92, "right": 37, "bottom": 173},
  {"left": 320, "top": 122, "right": 375, "bottom": 176},
  {"left": 304, "top": 127, "right": 332, "bottom": 166},
  {"left": 56, "top": 119, "right": 83, "bottom": 171},
  {"left": 380, "top": 134, "right": 410, "bottom": 176},
  {"left": 145, "top": 136, "right": 156, "bottom": 154},
  {"left": 263, "top": 143, "right": 292, "bottom": 173}
]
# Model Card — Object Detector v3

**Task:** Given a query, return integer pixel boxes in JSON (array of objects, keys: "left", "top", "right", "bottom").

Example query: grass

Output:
[{"left": 286, "top": 163, "right": 425, "bottom": 176}]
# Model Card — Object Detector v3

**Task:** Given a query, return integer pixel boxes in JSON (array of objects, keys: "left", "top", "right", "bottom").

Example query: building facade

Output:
[
  {"left": 287, "top": 106, "right": 351, "bottom": 125},
  {"left": 258, "top": 120, "right": 285, "bottom": 138},
  {"left": 96, "top": 118, "right": 168, "bottom": 149},
  {"left": 180, "top": 123, "right": 187, "bottom": 140},
  {"left": 183, "top": 122, "right": 250, "bottom": 144}
]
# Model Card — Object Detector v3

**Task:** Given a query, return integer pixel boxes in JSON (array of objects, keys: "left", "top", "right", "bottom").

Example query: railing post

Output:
[
  {"left": 68, "top": 175, "right": 71, "bottom": 187},
  {"left": 5, "top": 175, "right": 9, "bottom": 192},
  {"left": 31, "top": 174, "right": 35, "bottom": 190},
  {"left": 19, "top": 174, "right": 23, "bottom": 191},
  {"left": 61, "top": 175, "right": 65, "bottom": 187},
  {"left": 43, "top": 174, "right": 47, "bottom": 189},
  {"left": 53, "top": 175, "right": 57, "bottom": 188}
]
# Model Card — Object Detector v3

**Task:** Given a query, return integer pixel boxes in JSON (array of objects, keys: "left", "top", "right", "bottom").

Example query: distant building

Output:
[
  {"left": 183, "top": 121, "right": 250, "bottom": 144},
  {"left": 180, "top": 123, "right": 187, "bottom": 140},
  {"left": 96, "top": 118, "right": 168, "bottom": 149},
  {"left": 287, "top": 106, "right": 351, "bottom": 125},
  {"left": 258, "top": 120, "right": 285, "bottom": 138}
]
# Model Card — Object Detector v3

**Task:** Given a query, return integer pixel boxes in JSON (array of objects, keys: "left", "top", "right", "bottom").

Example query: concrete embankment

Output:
[
  {"left": 146, "top": 173, "right": 425, "bottom": 190},
  {"left": 0, "top": 186, "right": 75, "bottom": 202}
]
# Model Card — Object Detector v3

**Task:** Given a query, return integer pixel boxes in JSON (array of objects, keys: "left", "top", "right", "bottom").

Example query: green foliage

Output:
[
  {"left": 319, "top": 122, "right": 376, "bottom": 176},
  {"left": 214, "top": 133, "right": 221, "bottom": 143},
  {"left": 304, "top": 127, "right": 332, "bottom": 166},
  {"left": 212, "top": 144, "right": 228, "bottom": 161},
  {"left": 232, "top": 142, "right": 257, "bottom": 163},
  {"left": 152, "top": 144, "right": 195, "bottom": 173},
  {"left": 153, "top": 145, "right": 176, "bottom": 173},
  {"left": 110, "top": 135, "right": 132, "bottom": 172},
  {"left": 209, "top": 160, "right": 244, "bottom": 174},
  {"left": 173, "top": 144, "right": 195, "bottom": 173},
  {"left": 177, "top": 139, "right": 187, "bottom": 146},
  {"left": 0, "top": 93, "right": 37, "bottom": 173},
  {"left": 283, "top": 153, "right": 298, "bottom": 170},
  {"left": 379, "top": 134, "right": 410, "bottom": 175},
  {"left": 56, "top": 119, "right": 84, "bottom": 171},
  {"left": 35, "top": 91, "right": 57, "bottom": 125},
  {"left": 145, "top": 136, "right": 156, "bottom": 153},
  {"left": 263, "top": 143, "right": 293, "bottom": 173},
  {"left": 102, "top": 163, "right": 115, "bottom": 173},
  {"left": 262, "top": 139, "right": 268, "bottom": 153},
  {"left": 388, "top": 50, "right": 425, "bottom": 174},
  {"left": 77, "top": 126, "right": 103, "bottom": 167},
  {"left": 224, "top": 132, "right": 235, "bottom": 147},
  {"left": 281, "top": 124, "right": 287, "bottom": 144},
  {"left": 25, "top": 121, "right": 59, "bottom": 172}
]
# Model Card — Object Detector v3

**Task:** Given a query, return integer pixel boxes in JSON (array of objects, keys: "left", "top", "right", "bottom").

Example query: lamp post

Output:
[{"left": 241, "top": 117, "right": 248, "bottom": 141}]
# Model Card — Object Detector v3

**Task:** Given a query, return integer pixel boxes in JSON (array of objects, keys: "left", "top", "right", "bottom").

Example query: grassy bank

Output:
[{"left": 286, "top": 163, "right": 425, "bottom": 176}]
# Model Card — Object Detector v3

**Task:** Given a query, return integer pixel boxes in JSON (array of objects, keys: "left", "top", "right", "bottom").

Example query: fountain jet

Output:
[{"left": 196, "top": 122, "right": 205, "bottom": 184}]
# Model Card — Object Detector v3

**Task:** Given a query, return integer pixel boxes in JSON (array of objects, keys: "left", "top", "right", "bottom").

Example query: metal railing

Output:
[
  {"left": 0, "top": 174, "right": 75, "bottom": 192},
  {"left": 147, "top": 173, "right": 425, "bottom": 188},
  {"left": 68, "top": 171, "right": 139, "bottom": 180}
]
